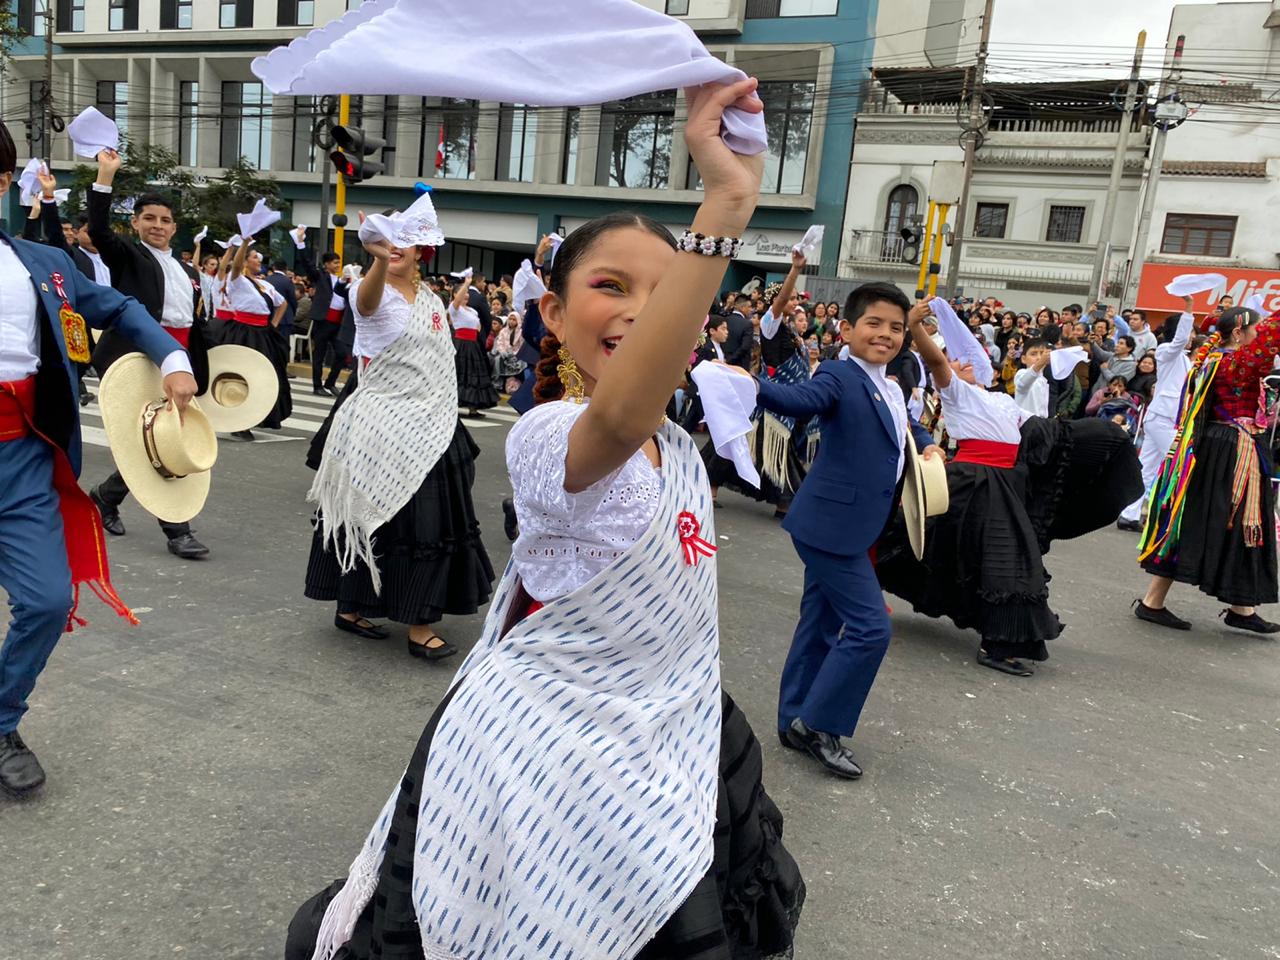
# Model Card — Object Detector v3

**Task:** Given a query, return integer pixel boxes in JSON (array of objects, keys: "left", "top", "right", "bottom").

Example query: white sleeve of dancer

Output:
[
  {"left": 1014, "top": 368, "right": 1049, "bottom": 421},
  {"left": 349, "top": 280, "right": 411, "bottom": 360},
  {"left": 760, "top": 304, "right": 783, "bottom": 340},
  {"left": 507, "top": 402, "right": 624, "bottom": 525}
]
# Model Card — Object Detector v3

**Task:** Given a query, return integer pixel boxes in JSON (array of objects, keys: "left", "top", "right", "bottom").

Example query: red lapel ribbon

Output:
[
  {"left": 677, "top": 511, "right": 717, "bottom": 567},
  {"left": 51, "top": 271, "right": 67, "bottom": 302},
  {"left": 432, "top": 311, "right": 444, "bottom": 332}
]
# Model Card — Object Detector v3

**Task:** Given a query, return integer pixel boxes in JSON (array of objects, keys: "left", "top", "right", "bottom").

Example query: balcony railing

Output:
[{"left": 845, "top": 228, "right": 913, "bottom": 265}]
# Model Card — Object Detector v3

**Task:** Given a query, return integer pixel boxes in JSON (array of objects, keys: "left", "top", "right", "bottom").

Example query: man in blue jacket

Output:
[
  {"left": 755, "top": 282, "right": 943, "bottom": 779},
  {"left": 0, "top": 121, "right": 197, "bottom": 797}
]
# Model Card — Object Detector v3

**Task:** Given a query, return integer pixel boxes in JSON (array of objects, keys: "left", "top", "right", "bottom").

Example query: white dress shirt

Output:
[
  {"left": 850, "top": 354, "right": 907, "bottom": 480},
  {"left": 711, "top": 340, "right": 725, "bottom": 361},
  {"left": 1147, "top": 312, "right": 1196, "bottom": 422},
  {"left": 939, "top": 375, "right": 1027, "bottom": 443},
  {"left": 145, "top": 244, "right": 195, "bottom": 330},
  {"left": 83, "top": 249, "right": 111, "bottom": 287}
]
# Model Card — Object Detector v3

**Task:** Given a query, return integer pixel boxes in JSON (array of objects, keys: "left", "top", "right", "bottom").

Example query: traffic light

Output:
[
  {"left": 329, "top": 125, "right": 386, "bottom": 185},
  {"left": 900, "top": 221, "right": 923, "bottom": 265}
]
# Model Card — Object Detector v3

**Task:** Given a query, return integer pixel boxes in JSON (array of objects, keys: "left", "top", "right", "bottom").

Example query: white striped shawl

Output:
[
  {"left": 307, "top": 283, "right": 457, "bottom": 593},
  {"left": 312, "top": 418, "right": 722, "bottom": 960}
]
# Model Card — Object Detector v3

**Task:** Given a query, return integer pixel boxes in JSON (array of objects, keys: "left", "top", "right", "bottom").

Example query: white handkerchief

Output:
[
  {"left": 546, "top": 234, "right": 563, "bottom": 267},
  {"left": 511, "top": 259, "right": 547, "bottom": 310},
  {"left": 930, "top": 296, "right": 994, "bottom": 388},
  {"left": 214, "top": 234, "right": 244, "bottom": 250},
  {"left": 50, "top": 189, "right": 69, "bottom": 204},
  {"left": 111, "top": 196, "right": 135, "bottom": 216},
  {"left": 193, "top": 225, "right": 209, "bottom": 244},
  {"left": 450, "top": 267, "right": 474, "bottom": 281},
  {"left": 792, "top": 224, "right": 824, "bottom": 259},
  {"left": 251, "top": 0, "right": 767, "bottom": 156},
  {"left": 237, "top": 198, "right": 282, "bottom": 239},
  {"left": 67, "top": 107, "right": 120, "bottom": 159},
  {"left": 1049, "top": 346, "right": 1087, "bottom": 380},
  {"left": 357, "top": 190, "right": 445, "bottom": 249},
  {"left": 1165, "top": 273, "right": 1227, "bottom": 297},
  {"left": 17, "top": 158, "right": 44, "bottom": 205},
  {"left": 690, "top": 362, "right": 760, "bottom": 488}
]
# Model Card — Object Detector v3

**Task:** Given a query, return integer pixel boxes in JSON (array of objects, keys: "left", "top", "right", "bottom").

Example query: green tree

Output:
[
  {"left": 61, "top": 137, "right": 198, "bottom": 224},
  {"left": 0, "top": 7, "right": 26, "bottom": 64}
]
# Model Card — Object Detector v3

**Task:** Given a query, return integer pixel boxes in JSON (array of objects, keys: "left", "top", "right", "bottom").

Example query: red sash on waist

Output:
[
  {"left": 953, "top": 439, "right": 1019, "bottom": 468},
  {"left": 325, "top": 307, "right": 344, "bottom": 324},
  {"left": 232, "top": 311, "right": 270, "bottom": 327},
  {"left": 214, "top": 309, "right": 234, "bottom": 321},
  {"left": 162, "top": 325, "right": 191, "bottom": 349},
  {"left": 0, "top": 377, "right": 137, "bottom": 631},
  {"left": 454, "top": 328, "right": 479, "bottom": 342}
]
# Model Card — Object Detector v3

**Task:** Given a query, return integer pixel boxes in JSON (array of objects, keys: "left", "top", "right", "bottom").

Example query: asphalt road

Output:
[{"left": 3, "top": 380, "right": 1278, "bottom": 960}]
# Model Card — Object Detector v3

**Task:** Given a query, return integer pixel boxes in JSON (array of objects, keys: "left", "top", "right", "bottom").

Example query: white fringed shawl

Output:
[
  {"left": 307, "top": 282, "right": 457, "bottom": 592},
  {"left": 311, "top": 415, "right": 722, "bottom": 960}
]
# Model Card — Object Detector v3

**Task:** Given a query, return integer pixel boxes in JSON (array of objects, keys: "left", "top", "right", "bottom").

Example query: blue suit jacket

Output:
[
  {"left": 756, "top": 358, "right": 934, "bottom": 557},
  {"left": 4, "top": 232, "right": 184, "bottom": 477}
]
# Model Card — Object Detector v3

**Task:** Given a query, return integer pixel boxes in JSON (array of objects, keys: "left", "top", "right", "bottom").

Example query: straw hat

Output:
[
  {"left": 200, "top": 344, "right": 280, "bottom": 433},
  {"left": 98, "top": 353, "right": 217, "bottom": 523},
  {"left": 902, "top": 430, "right": 950, "bottom": 561}
]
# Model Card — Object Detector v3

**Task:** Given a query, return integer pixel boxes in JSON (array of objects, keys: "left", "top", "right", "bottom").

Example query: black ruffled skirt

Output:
[
  {"left": 1141, "top": 421, "right": 1278, "bottom": 606},
  {"left": 285, "top": 692, "right": 805, "bottom": 960},
  {"left": 218, "top": 319, "right": 293, "bottom": 429},
  {"left": 701, "top": 424, "right": 807, "bottom": 510},
  {"left": 455, "top": 337, "right": 498, "bottom": 410},
  {"left": 304, "top": 420, "right": 495, "bottom": 625}
]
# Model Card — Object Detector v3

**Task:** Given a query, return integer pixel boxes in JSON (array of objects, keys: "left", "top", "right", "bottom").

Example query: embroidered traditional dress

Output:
[
  {"left": 289, "top": 401, "right": 803, "bottom": 960},
  {"left": 217, "top": 273, "right": 292, "bottom": 428},
  {"left": 305, "top": 280, "right": 493, "bottom": 626}
]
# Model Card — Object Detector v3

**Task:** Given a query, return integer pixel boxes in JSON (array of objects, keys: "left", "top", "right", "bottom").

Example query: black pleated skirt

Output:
[
  {"left": 455, "top": 337, "right": 498, "bottom": 410},
  {"left": 217, "top": 319, "right": 293, "bottom": 429},
  {"left": 876, "top": 460, "right": 1062, "bottom": 662},
  {"left": 700, "top": 426, "right": 806, "bottom": 510},
  {"left": 304, "top": 420, "right": 495, "bottom": 626},
  {"left": 1141, "top": 421, "right": 1278, "bottom": 606},
  {"left": 285, "top": 692, "right": 805, "bottom": 960}
]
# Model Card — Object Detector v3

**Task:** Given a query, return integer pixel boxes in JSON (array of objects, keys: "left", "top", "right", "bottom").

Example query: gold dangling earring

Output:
[{"left": 557, "top": 345, "right": 585, "bottom": 402}]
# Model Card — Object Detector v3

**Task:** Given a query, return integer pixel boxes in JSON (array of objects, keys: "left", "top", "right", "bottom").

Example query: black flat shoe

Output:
[
  {"left": 229, "top": 429, "right": 256, "bottom": 442},
  {"left": 1221, "top": 610, "right": 1280, "bottom": 634},
  {"left": 408, "top": 635, "right": 458, "bottom": 661},
  {"left": 1133, "top": 599, "right": 1191, "bottom": 631},
  {"left": 167, "top": 533, "right": 210, "bottom": 560},
  {"left": 463, "top": 409, "right": 487, "bottom": 420},
  {"left": 0, "top": 731, "right": 46, "bottom": 798},
  {"left": 90, "top": 488, "right": 125, "bottom": 537},
  {"left": 502, "top": 498, "right": 519, "bottom": 543},
  {"left": 1116, "top": 518, "right": 1144, "bottom": 533},
  {"left": 786, "top": 718, "right": 863, "bottom": 779},
  {"left": 977, "top": 651, "right": 1034, "bottom": 677},
  {"left": 334, "top": 615, "right": 390, "bottom": 640}
]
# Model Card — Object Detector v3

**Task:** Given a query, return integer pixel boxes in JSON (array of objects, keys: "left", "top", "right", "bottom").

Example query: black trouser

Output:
[
  {"left": 96, "top": 470, "right": 191, "bottom": 540},
  {"left": 311, "top": 321, "right": 343, "bottom": 391}
]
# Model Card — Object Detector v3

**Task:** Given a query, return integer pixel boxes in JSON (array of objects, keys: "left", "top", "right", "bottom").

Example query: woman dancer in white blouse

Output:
[
  {"left": 220, "top": 235, "right": 292, "bottom": 440},
  {"left": 288, "top": 79, "right": 803, "bottom": 960}
]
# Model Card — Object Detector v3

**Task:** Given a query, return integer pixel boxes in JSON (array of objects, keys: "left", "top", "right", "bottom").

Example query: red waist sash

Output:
[
  {"left": 953, "top": 439, "right": 1019, "bottom": 468},
  {"left": 162, "top": 325, "right": 191, "bottom": 348},
  {"left": 325, "top": 307, "right": 344, "bottom": 324},
  {"left": 0, "top": 377, "right": 137, "bottom": 631},
  {"left": 214, "top": 309, "right": 234, "bottom": 321},
  {"left": 454, "top": 328, "right": 479, "bottom": 342},
  {"left": 232, "top": 311, "right": 270, "bottom": 327}
]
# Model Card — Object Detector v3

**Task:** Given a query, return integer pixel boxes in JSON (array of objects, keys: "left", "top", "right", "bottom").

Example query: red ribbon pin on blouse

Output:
[
  {"left": 677, "top": 511, "right": 717, "bottom": 567},
  {"left": 432, "top": 311, "right": 444, "bottom": 332}
]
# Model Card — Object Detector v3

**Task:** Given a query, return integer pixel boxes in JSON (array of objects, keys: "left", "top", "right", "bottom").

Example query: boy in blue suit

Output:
[
  {"left": 754, "top": 282, "right": 943, "bottom": 779},
  {"left": 0, "top": 122, "right": 197, "bottom": 797}
]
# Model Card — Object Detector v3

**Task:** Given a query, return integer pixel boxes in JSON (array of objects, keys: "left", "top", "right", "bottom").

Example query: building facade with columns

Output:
[{"left": 2, "top": 0, "right": 877, "bottom": 283}]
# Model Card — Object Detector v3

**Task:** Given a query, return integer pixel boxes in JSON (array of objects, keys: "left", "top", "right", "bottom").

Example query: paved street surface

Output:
[{"left": 3, "top": 378, "right": 1279, "bottom": 960}]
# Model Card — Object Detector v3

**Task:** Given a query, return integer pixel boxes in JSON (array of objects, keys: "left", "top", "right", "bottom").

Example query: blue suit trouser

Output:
[
  {"left": 0, "top": 436, "right": 73, "bottom": 734},
  {"left": 778, "top": 537, "right": 892, "bottom": 739}
]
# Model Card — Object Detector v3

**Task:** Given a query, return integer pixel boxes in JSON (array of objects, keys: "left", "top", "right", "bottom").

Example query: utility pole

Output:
[
  {"left": 943, "top": 0, "right": 996, "bottom": 298},
  {"left": 333, "top": 94, "right": 350, "bottom": 263},
  {"left": 312, "top": 96, "right": 339, "bottom": 268},
  {"left": 40, "top": 2, "right": 54, "bottom": 154},
  {"left": 1090, "top": 31, "right": 1145, "bottom": 304},
  {"left": 1123, "top": 34, "right": 1188, "bottom": 308}
]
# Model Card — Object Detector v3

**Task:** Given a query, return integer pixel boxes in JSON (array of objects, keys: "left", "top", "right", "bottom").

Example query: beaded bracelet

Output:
[{"left": 677, "top": 230, "right": 743, "bottom": 259}]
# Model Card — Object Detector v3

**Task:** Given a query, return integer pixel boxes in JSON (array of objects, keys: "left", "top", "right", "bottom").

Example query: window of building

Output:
[
  {"left": 596, "top": 91, "right": 675, "bottom": 190},
  {"left": 497, "top": 104, "right": 537, "bottom": 183},
  {"left": 746, "top": 0, "right": 838, "bottom": 16},
  {"left": 759, "top": 80, "right": 814, "bottom": 195},
  {"left": 665, "top": 0, "right": 690, "bottom": 14},
  {"left": 882, "top": 184, "right": 918, "bottom": 258},
  {"left": 96, "top": 81, "right": 129, "bottom": 134},
  {"left": 290, "top": 97, "right": 318, "bottom": 173},
  {"left": 178, "top": 0, "right": 192, "bottom": 27},
  {"left": 419, "top": 98, "right": 480, "bottom": 179},
  {"left": 561, "top": 108, "right": 580, "bottom": 184},
  {"left": 67, "top": 0, "right": 86, "bottom": 32},
  {"left": 220, "top": 81, "right": 272, "bottom": 169},
  {"left": 278, "top": 0, "right": 314, "bottom": 26},
  {"left": 21, "top": 0, "right": 49, "bottom": 35},
  {"left": 1045, "top": 205, "right": 1085, "bottom": 244},
  {"left": 1160, "top": 213, "right": 1237, "bottom": 258},
  {"left": 221, "top": 0, "right": 253, "bottom": 28},
  {"left": 108, "top": 0, "right": 137, "bottom": 31},
  {"left": 160, "top": 0, "right": 194, "bottom": 27},
  {"left": 179, "top": 81, "right": 199, "bottom": 166},
  {"left": 973, "top": 202, "right": 1009, "bottom": 239}
]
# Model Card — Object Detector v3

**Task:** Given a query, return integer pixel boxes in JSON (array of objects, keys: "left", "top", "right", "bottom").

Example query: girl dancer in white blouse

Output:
[{"left": 288, "top": 79, "right": 803, "bottom": 960}]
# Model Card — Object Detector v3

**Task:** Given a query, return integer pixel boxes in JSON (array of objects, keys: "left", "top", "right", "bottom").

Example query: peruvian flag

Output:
[{"left": 434, "top": 125, "right": 446, "bottom": 172}]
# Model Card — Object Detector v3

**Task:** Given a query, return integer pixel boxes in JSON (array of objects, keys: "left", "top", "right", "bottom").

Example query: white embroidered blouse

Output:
[
  {"left": 226, "top": 274, "right": 282, "bottom": 315},
  {"left": 507, "top": 400, "right": 663, "bottom": 603},
  {"left": 348, "top": 278, "right": 421, "bottom": 360}
]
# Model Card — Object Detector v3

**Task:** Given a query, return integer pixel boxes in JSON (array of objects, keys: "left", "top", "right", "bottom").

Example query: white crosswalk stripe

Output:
[{"left": 76, "top": 377, "right": 519, "bottom": 448}]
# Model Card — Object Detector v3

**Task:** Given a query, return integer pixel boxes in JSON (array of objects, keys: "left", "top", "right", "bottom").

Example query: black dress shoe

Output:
[
  {"left": 0, "top": 731, "right": 46, "bottom": 797},
  {"left": 777, "top": 728, "right": 803, "bottom": 752},
  {"left": 1222, "top": 610, "right": 1280, "bottom": 634},
  {"left": 502, "top": 498, "right": 519, "bottom": 542},
  {"left": 312, "top": 387, "right": 331, "bottom": 397},
  {"left": 334, "top": 614, "right": 390, "bottom": 640},
  {"left": 1116, "top": 518, "right": 1144, "bottom": 533},
  {"left": 229, "top": 429, "right": 256, "bottom": 442},
  {"left": 787, "top": 718, "right": 863, "bottom": 779},
  {"left": 407, "top": 636, "right": 458, "bottom": 661},
  {"left": 167, "top": 533, "right": 210, "bottom": 560},
  {"left": 1133, "top": 599, "right": 1191, "bottom": 631},
  {"left": 90, "top": 487, "right": 125, "bottom": 537}
]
